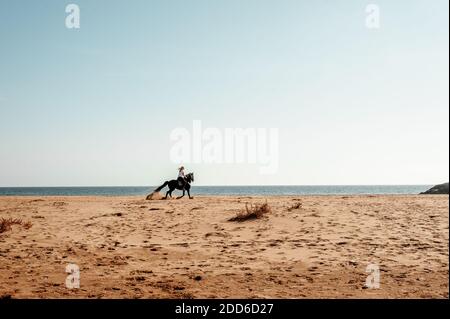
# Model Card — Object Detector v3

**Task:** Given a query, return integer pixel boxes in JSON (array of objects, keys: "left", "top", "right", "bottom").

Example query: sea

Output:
[{"left": 0, "top": 185, "right": 433, "bottom": 196}]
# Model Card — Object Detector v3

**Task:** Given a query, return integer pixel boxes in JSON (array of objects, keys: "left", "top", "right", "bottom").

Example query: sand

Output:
[{"left": 0, "top": 195, "right": 448, "bottom": 299}]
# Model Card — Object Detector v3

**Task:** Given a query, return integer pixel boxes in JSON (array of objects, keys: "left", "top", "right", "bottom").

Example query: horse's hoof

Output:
[{"left": 189, "top": 197, "right": 194, "bottom": 199}]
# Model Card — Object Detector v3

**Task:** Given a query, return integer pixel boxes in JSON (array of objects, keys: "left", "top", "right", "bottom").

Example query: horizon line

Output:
[{"left": 0, "top": 184, "right": 441, "bottom": 188}]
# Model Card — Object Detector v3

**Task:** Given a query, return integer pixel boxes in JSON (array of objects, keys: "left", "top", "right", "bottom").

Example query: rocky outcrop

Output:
[{"left": 420, "top": 183, "right": 449, "bottom": 195}]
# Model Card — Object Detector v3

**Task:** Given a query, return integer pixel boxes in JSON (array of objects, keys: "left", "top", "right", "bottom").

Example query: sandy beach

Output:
[{"left": 0, "top": 195, "right": 448, "bottom": 299}]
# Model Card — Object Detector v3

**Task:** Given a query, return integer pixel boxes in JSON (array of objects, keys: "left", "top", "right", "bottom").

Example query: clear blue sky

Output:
[{"left": 0, "top": 0, "right": 448, "bottom": 186}]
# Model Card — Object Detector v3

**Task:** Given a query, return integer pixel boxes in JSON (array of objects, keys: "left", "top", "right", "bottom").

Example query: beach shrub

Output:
[
  {"left": 287, "top": 201, "right": 302, "bottom": 211},
  {"left": 0, "top": 218, "right": 32, "bottom": 234},
  {"left": 228, "top": 202, "right": 271, "bottom": 222}
]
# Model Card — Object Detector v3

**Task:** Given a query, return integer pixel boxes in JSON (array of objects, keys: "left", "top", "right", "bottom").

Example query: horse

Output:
[{"left": 153, "top": 172, "right": 194, "bottom": 199}]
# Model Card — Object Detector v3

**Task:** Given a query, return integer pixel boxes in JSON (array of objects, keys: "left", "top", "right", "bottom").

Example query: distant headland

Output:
[{"left": 420, "top": 183, "right": 449, "bottom": 195}]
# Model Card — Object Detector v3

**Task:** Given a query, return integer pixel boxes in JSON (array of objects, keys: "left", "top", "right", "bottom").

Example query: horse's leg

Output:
[
  {"left": 164, "top": 190, "right": 170, "bottom": 199},
  {"left": 187, "top": 188, "right": 193, "bottom": 199},
  {"left": 176, "top": 189, "right": 185, "bottom": 199}
]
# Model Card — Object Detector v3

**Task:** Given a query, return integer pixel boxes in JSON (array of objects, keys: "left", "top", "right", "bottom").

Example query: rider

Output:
[{"left": 177, "top": 166, "right": 186, "bottom": 189}]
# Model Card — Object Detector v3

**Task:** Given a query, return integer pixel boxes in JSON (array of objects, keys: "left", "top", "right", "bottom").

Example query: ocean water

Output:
[{"left": 0, "top": 185, "right": 433, "bottom": 196}]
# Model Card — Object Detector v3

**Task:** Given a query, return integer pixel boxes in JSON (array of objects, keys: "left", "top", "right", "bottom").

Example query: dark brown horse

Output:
[{"left": 153, "top": 172, "right": 194, "bottom": 199}]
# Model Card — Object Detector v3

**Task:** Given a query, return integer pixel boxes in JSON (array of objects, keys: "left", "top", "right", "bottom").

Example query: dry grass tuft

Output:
[
  {"left": 228, "top": 202, "right": 271, "bottom": 222},
  {"left": 287, "top": 201, "right": 303, "bottom": 211},
  {"left": 0, "top": 218, "right": 33, "bottom": 234}
]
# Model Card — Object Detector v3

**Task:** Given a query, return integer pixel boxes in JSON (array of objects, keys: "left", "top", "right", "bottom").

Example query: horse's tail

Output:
[{"left": 154, "top": 181, "right": 169, "bottom": 193}]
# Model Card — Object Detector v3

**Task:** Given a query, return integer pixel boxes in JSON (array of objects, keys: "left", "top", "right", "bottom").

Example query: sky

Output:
[{"left": 0, "top": 0, "right": 448, "bottom": 186}]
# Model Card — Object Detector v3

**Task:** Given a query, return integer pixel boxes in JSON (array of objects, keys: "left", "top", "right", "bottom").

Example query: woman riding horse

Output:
[
  {"left": 177, "top": 166, "right": 186, "bottom": 188},
  {"left": 153, "top": 168, "right": 194, "bottom": 199}
]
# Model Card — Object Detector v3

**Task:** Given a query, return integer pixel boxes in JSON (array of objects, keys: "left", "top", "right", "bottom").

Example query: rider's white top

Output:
[{"left": 178, "top": 170, "right": 185, "bottom": 178}]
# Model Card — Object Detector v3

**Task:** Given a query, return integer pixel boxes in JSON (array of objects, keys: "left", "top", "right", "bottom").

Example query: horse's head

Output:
[{"left": 185, "top": 172, "right": 194, "bottom": 183}]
